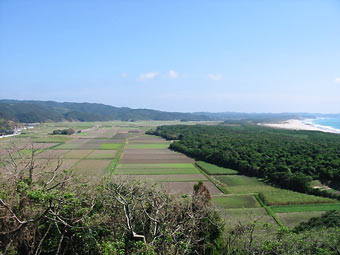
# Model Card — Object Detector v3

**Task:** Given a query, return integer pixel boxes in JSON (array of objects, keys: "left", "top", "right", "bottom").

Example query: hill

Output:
[{"left": 0, "top": 100, "right": 212, "bottom": 123}]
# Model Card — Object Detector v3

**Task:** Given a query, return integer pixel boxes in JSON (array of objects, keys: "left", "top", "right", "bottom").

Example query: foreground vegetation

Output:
[{"left": 0, "top": 148, "right": 223, "bottom": 254}]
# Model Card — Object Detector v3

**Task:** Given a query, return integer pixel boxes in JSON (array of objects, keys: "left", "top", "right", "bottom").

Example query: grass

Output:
[
  {"left": 259, "top": 189, "right": 337, "bottom": 206},
  {"left": 100, "top": 143, "right": 122, "bottom": 150},
  {"left": 76, "top": 132, "right": 89, "bottom": 136},
  {"left": 215, "top": 175, "right": 276, "bottom": 194},
  {"left": 124, "top": 174, "right": 208, "bottom": 182},
  {"left": 116, "top": 168, "right": 201, "bottom": 175},
  {"left": 197, "top": 161, "right": 238, "bottom": 175},
  {"left": 212, "top": 195, "right": 260, "bottom": 209},
  {"left": 117, "top": 163, "right": 196, "bottom": 169},
  {"left": 126, "top": 144, "right": 170, "bottom": 149},
  {"left": 271, "top": 203, "right": 340, "bottom": 213}
]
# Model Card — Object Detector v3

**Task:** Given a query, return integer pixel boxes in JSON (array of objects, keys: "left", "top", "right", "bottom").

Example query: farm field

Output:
[
  {"left": 259, "top": 189, "right": 337, "bottom": 206},
  {"left": 116, "top": 167, "right": 201, "bottom": 175},
  {"left": 197, "top": 161, "right": 238, "bottom": 175},
  {"left": 271, "top": 203, "right": 340, "bottom": 213},
  {"left": 276, "top": 211, "right": 326, "bottom": 228},
  {"left": 218, "top": 208, "right": 277, "bottom": 228},
  {"left": 115, "top": 132, "right": 220, "bottom": 195},
  {"left": 212, "top": 195, "right": 260, "bottom": 209},
  {"left": 87, "top": 150, "right": 117, "bottom": 159},
  {"left": 73, "top": 159, "right": 112, "bottom": 176},
  {"left": 214, "top": 175, "right": 277, "bottom": 194},
  {"left": 121, "top": 174, "right": 208, "bottom": 182},
  {"left": 126, "top": 143, "right": 170, "bottom": 149},
  {"left": 2, "top": 120, "right": 339, "bottom": 230}
]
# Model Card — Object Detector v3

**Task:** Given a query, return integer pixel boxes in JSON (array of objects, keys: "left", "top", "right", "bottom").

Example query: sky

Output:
[{"left": 1, "top": 0, "right": 340, "bottom": 113}]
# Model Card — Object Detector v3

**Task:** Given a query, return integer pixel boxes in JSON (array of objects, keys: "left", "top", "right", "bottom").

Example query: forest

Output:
[{"left": 150, "top": 125, "right": 340, "bottom": 195}]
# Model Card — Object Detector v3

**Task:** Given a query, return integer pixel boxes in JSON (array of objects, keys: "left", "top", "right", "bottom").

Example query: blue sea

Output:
[{"left": 312, "top": 118, "right": 340, "bottom": 131}]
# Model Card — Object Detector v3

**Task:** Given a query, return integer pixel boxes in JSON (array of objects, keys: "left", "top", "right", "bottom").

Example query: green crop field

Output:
[
  {"left": 214, "top": 175, "right": 277, "bottom": 194},
  {"left": 32, "top": 136, "right": 73, "bottom": 143},
  {"left": 271, "top": 203, "right": 340, "bottom": 213},
  {"left": 126, "top": 144, "right": 170, "bottom": 149},
  {"left": 124, "top": 174, "right": 208, "bottom": 182},
  {"left": 117, "top": 163, "right": 196, "bottom": 169},
  {"left": 212, "top": 195, "right": 260, "bottom": 209},
  {"left": 197, "top": 161, "right": 238, "bottom": 175},
  {"left": 116, "top": 167, "right": 201, "bottom": 175},
  {"left": 259, "top": 190, "right": 337, "bottom": 206},
  {"left": 100, "top": 143, "right": 122, "bottom": 150},
  {"left": 54, "top": 143, "right": 84, "bottom": 150}
]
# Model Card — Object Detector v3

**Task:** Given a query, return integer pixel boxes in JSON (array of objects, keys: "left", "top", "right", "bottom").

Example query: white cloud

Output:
[
  {"left": 168, "top": 70, "right": 179, "bottom": 79},
  {"left": 138, "top": 72, "right": 159, "bottom": 81},
  {"left": 121, "top": 72, "right": 127, "bottom": 78},
  {"left": 208, "top": 73, "right": 222, "bottom": 81},
  {"left": 335, "top": 78, "right": 340, "bottom": 83}
]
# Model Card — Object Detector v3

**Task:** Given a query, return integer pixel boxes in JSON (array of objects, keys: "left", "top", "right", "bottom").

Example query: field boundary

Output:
[
  {"left": 194, "top": 163, "right": 229, "bottom": 194},
  {"left": 110, "top": 138, "right": 128, "bottom": 175},
  {"left": 254, "top": 194, "right": 283, "bottom": 227}
]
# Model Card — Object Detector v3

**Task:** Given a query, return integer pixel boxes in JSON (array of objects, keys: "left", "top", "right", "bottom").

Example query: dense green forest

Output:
[
  {"left": 150, "top": 125, "right": 340, "bottom": 195},
  {"left": 0, "top": 100, "right": 212, "bottom": 123}
]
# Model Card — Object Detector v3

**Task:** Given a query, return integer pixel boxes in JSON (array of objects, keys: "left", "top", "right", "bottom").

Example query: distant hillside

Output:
[
  {"left": 0, "top": 100, "right": 212, "bottom": 123},
  {"left": 1, "top": 99, "right": 339, "bottom": 124}
]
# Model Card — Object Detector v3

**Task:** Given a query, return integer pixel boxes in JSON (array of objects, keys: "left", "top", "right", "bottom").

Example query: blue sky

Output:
[{"left": 1, "top": 0, "right": 340, "bottom": 113}]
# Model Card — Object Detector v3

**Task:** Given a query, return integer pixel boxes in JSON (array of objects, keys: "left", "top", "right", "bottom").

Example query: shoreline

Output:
[{"left": 260, "top": 119, "right": 340, "bottom": 134}]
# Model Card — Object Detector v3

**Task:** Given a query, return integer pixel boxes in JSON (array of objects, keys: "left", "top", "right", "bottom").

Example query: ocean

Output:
[{"left": 312, "top": 118, "right": 340, "bottom": 130}]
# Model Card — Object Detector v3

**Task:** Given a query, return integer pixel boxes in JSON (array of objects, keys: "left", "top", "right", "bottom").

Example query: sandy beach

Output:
[{"left": 261, "top": 119, "right": 340, "bottom": 134}]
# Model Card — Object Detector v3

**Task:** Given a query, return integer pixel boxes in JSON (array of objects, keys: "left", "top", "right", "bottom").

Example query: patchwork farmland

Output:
[
  {"left": 116, "top": 133, "right": 220, "bottom": 195},
  {"left": 1, "top": 120, "right": 339, "bottom": 230}
]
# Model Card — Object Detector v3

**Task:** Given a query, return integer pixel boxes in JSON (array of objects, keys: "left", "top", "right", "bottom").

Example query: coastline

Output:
[{"left": 261, "top": 119, "right": 340, "bottom": 134}]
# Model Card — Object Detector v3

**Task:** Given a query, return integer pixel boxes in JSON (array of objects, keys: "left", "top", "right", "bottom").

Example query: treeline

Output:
[
  {"left": 150, "top": 125, "right": 340, "bottom": 194},
  {"left": 52, "top": 128, "right": 76, "bottom": 135}
]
